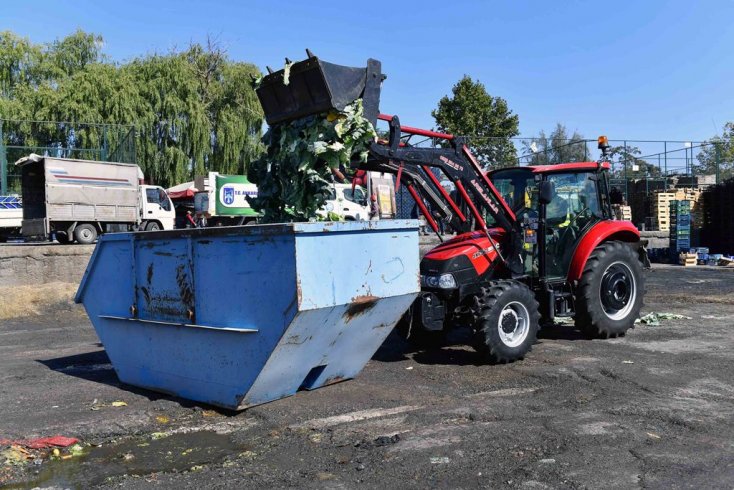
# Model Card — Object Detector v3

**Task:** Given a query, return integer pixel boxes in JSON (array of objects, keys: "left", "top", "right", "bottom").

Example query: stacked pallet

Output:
[
  {"left": 612, "top": 204, "right": 632, "bottom": 221},
  {"left": 678, "top": 252, "right": 697, "bottom": 267},
  {"left": 702, "top": 179, "right": 734, "bottom": 254},
  {"left": 652, "top": 191, "right": 675, "bottom": 231},
  {"left": 652, "top": 189, "right": 704, "bottom": 231}
]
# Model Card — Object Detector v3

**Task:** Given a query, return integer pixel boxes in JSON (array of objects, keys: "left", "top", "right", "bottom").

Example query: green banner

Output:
[{"left": 215, "top": 175, "right": 259, "bottom": 216}]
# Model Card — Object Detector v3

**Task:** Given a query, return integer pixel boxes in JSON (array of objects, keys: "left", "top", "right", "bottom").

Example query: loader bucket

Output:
[
  {"left": 74, "top": 220, "right": 419, "bottom": 410},
  {"left": 256, "top": 56, "right": 382, "bottom": 126}
]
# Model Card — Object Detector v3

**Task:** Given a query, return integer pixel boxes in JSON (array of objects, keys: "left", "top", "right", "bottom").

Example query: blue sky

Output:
[{"left": 3, "top": 0, "right": 733, "bottom": 143}]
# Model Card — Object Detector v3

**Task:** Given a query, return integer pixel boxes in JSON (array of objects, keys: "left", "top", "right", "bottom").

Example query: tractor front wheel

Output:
[
  {"left": 574, "top": 241, "right": 644, "bottom": 338},
  {"left": 472, "top": 280, "right": 540, "bottom": 364}
]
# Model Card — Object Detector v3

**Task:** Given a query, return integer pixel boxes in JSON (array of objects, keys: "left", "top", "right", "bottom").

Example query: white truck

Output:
[
  {"left": 0, "top": 196, "right": 23, "bottom": 242},
  {"left": 15, "top": 154, "right": 175, "bottom": 244},
  {"left": 193, "top": 172, "right": 259, "bottom": 227},
  {"left": 320, "top": 183, "right": 371, "bottom": 220}
]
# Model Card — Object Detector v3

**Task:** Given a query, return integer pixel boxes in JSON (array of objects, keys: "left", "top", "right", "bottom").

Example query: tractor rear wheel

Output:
[
  {"left": 472, "top": 280, "right": 540, "bottom": 364},
  {"left": 574, "top": 241, "right": 644, "bottom": 339}
]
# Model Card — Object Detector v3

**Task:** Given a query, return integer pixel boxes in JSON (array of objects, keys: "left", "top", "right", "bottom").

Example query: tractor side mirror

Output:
[{"left": 539, "top": 180, "right": 554, "bottom": 205}]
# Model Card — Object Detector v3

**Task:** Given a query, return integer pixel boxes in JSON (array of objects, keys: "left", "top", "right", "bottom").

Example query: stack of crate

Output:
[
  {"left": 675, "top": 188, "right": 704, "bottom": 229},
  {"left": 612, "top": 204, "right": 632, "bottom": 221},
  {"left": 652, "top": 189, "right": 704, "bottom": 232},
  {"left": 652, "top": 191, "right": 676, "bottom": 231},
  {"left": 670, "top": 200, "right": 691, "bottom": 255}
]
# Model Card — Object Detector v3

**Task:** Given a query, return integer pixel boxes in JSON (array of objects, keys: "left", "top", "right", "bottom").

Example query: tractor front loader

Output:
[{"left": 256, "top": 52, "right": 648, "bottom": 364}]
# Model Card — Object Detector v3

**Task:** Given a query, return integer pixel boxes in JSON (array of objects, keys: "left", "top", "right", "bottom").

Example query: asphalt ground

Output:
[{"left": 1, "top": 264, "right": 733, "bottom": 489}]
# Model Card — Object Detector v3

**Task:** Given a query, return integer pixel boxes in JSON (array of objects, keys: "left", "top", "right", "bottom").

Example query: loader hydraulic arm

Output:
[{"left": 365, "top": 114, "right": 518, "bottom": 235}]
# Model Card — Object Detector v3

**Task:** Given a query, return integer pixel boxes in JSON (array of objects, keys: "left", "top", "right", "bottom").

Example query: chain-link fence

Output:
[{"left": 0, "top": 119, "right": 136, "bottom": 195}]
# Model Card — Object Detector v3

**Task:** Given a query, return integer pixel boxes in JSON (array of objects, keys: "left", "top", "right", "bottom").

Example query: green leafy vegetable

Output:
[{"left": 248, "top": 99, "right": 376, "bottom": 223}]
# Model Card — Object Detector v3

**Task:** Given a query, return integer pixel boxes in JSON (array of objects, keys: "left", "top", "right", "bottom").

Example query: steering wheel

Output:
[{"left": 557, "top": 205, "right": 592, "bottom": 246}]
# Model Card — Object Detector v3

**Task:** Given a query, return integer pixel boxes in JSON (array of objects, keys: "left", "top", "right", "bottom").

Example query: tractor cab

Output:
[{"left": 487, "top": 161, "right": 613, "bottom": 281}]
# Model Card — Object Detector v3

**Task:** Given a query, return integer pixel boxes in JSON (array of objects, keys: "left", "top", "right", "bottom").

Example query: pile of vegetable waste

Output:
[{"left": 247, "top": 99, "right": 376, "bottom": 223}]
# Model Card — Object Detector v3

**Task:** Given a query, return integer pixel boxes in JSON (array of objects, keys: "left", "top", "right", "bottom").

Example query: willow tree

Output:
[{"left": 0, "top": 29, "right": 264, "bottom": 188}]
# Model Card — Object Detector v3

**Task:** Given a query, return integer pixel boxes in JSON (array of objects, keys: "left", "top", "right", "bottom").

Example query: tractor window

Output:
[
  {"left": 544, "top": 172, "right": 602, "bottom": 278},
  {"left": 487, "top": 168, "right": 539, "bottom": 277},
  {"left": 486, "top": 168, "right": 538, "bottom": 223}
]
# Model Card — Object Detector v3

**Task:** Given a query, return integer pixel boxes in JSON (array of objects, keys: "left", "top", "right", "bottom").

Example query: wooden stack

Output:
[
  {"left": 652, "top": 191, "right": 675, "bottom": 231},
  {"left": 679, "top": 252, "right": 697, "bottom": 267},
  {"left": 652, "top": 189, "right": 704, "bottom": 231},
  {"left": 612, "top": 204, "right": 632, "bottom": 221}
]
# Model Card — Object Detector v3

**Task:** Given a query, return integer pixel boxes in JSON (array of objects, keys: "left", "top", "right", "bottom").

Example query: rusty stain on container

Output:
[
  {"left": 344, "top": 295, "right": 378, "bottom": 321},
  {"left": 140, "top": 286, "right": 151, "bottom": 305},
  {"left": 147, "top": 263, "right": 154, "bottom": 284},
  {"left": 176, "top": 264, "right": 195, "bottom": 311}
]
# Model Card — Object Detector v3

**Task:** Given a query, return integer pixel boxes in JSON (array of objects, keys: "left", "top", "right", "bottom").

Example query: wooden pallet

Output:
[{"left": 679, "top": 253, "right": 697, "bottom": 267}]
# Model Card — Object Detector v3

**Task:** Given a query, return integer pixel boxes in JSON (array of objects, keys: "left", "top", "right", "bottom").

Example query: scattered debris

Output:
[
  {"left": 430, "top": 456, "right": 450, "bottom": 464},
  {"left": 1, "top": 446, "right": 31, "bottom": 466},
  {"left": 373, "top": 434, "right": 400, "bottom": 447},
  {"left": 151, "top": 432, "right": 168, "bottom": 441},
  {"left": 111, "top": 401, "right": 128, "bottom": 407},
  {"left": 405, "top": 366, "right": 414, "bottom": 370},
  {"left": 636, "top": 312, "right": 692, "bottom": 326},
  {"left": 539, "top": 458, "right": 556, "bottom": 464},
  {"left": 646, "top": 432, "right": 661, "bottom": 440},
  {"left": 156, "top": 415, "right": 170, "bottom": 424},
  {"left": 622, "top": 360, "right": 635, "bottom": 364}
]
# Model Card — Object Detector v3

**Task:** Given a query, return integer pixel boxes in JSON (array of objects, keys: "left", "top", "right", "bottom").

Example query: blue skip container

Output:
[{"left": 75, "top": 220, "right": 420, "bottom": 410}]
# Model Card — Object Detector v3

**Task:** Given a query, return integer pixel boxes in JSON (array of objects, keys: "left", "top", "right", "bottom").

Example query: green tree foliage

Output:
[
  {"left": 431, "top": 76, "right": 519, "bottom": 168},
  {"left": 0, "top": 30, "right": 263, "bottom": 188},
  {"left": 696, "top": 122, "right": 734, "bottom": 180},
  {"left": 608, "top": 144, "right": 661, "bottom": 178},
  {"left": 522, "top": 123, "right": 587, "bottom": 165}
]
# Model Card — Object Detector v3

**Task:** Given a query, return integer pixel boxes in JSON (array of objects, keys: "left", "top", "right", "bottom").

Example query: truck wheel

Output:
[
  {"left": 574, "top": 241, "right": 644, "bottom": 339},
  {"left": 74, "top": 224, "right": 98, "bottom": 244},
  {"left": 472, "top": 280, "right": 540, "bottom": 364},
  {"left": 395, "top": 304, "right": 446, "bottom": 348},
  {"left": 145, "top": 221, "right": 161, "bottom": 231},
  {"left": 56, "top": 231, "right": 72, "bottom": 244}
]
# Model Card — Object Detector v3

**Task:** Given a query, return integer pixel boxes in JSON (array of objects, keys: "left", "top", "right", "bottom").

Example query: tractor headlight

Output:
[{"left": 421, "top": 273, "right": 457, "bottom": 289}]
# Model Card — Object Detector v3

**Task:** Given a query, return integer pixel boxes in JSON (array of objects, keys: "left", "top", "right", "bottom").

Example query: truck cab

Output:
[
  {"left": 320, "top": 184, "right": 371, "bottom": 220},
  {"left": 140, "top": 185, "right": 176, "bottom": 231}
]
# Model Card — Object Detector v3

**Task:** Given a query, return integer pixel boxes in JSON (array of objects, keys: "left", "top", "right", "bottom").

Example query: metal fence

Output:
[
  {"left": 0, "top": 119, "right": 136, "bottom": 195},
  {"left": 384, "top": 133, "right": 731, "bottom": 222}
]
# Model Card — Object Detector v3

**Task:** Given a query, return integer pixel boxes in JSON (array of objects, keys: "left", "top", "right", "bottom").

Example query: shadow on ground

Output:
[{"left": 36, "top": 350, "right": 232, "bottom": 413}]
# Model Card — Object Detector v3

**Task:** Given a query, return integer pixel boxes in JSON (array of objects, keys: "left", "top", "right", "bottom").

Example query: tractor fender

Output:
[{"left": 567, "top": 221, "right": 640, "bottom": 282}]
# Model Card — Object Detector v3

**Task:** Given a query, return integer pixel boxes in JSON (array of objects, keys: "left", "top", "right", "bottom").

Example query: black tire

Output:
[
  {"left": 574, "top": 241, "right": 644, "bottom": 339},
  {"left": 472, "top": 280, "right": 540, "bottom": 364},
  {"left": 56, "top": 231, "right": 72, "bottom": 244},
  {"left": 395, "top": 304, "right": 446, "bottom": 348},
  {"left": 145, "top": 221, "right": 161, "bottom": 231},
  {"left": 73, "top": 224, "right": 98, "bottom": 245}
]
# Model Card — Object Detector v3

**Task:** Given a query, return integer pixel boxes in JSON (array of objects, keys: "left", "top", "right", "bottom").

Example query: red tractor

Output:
[{"left": 256, "top": 53, "right": 649, "bottom": 363}]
